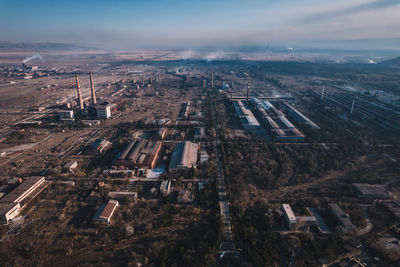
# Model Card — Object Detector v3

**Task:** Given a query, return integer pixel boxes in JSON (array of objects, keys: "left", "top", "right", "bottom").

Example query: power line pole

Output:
[{"left": 350, "top": 100, "right": 355, "bottom": 115}]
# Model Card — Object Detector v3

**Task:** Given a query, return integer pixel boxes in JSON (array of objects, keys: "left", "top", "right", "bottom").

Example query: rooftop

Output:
[
  {"left": 353, "top": 183, "right": 390, "bottom": 198},
  {"left": 0, "top": 176, "right": 45, "bottom": 203},
  {"left": 282, "top": 204, "right": 296, "bottom": 222}
]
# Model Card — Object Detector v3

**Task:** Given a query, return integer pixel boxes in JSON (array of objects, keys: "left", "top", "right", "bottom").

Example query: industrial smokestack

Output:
[
  {"left": 89, "top": 72, "right": 97, "bottom": 105},
  {"left": 247, "top": 80, "right": 250, "bottom": 101},
  {"left": 75, "top": 75, "right": 84, "bottom": 110},
  {"left": 211, "top": 70, "right": 214, "bottom": 88}
]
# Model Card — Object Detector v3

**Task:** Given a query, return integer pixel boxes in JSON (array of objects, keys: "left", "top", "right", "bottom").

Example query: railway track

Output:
[{"left": 321, "top": 89, "right": 400, "bottom": 131}]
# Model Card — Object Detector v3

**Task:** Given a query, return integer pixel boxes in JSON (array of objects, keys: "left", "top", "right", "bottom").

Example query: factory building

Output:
[
  {"left": 251, "top": 98, "right": 304, "bottom": 141},
  {"left": 328, "top": 203, "right": 355, "bottom": 233},
  {"left": 85, "top": 139, "right": 112, "bottom": 155},
  {"left": 63, "top": 161, "right": 78, "bottom": 172},
  {"left": 0, "top": 203, "right": 21, "bottom": 224},
  {"left": 0, "top": 176, "right": 47, "bottom": 224},
  {"left": 307, "top": 208, "right": 331, "bottom": 235},
  {"left": 169, "top": 141, "right": 198, "bottom": 171},
  {"left": 93, "top": 199, "right": 119, "bottom": 226},
  {"left": 352, "top": 183, "right": 391, "bottom": 199},
  {"left": 96, "top": 104, "right": 111, "bottom": 119},
  {"left": 58, "top": 110, "right": 74, "bottom": 120},
  {"left": 281, "top": 102, "right": 320, "bottom": 130},
  {"left": 0, "top": 176, "right": 46, "bottom": 204},
  {"left": 117, "top": 139, "right": 162, "bottom": 169},
  {"left": 233, "top": 100, "right": 260, "bottom": 130}
]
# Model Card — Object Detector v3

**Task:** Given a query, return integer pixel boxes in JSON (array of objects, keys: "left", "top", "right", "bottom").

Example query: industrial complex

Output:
[
  {"left": 117, "top": 139, "right": 162, "bottom": 169},
  {"left": 230, "top": 97, "right": 314, "bottom": 141},
  {"left": 0, "top": 43, "right": 399, "bottom": 267}
]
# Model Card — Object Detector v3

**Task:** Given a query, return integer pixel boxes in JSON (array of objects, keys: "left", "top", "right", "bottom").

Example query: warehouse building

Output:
[
  {"left": 251, "top": 98, "right": 304, "bottom": 141},
  {"left": 63, "top": 161, "right": 78, "bottom": 172},
  {"left": 85, "top": 139, "right": 112, "bottom": 155},
  {"left": 281, "top": 102, "right": 320, "bottom": 130},
  {"left": 93, "top": 199, "right": 119, "bottom": 226},
  {"left": 307, "top": 207, "right": 331, "bottom": 235},
  {"left": 58, "top": 110, "right": 74, "bottom": 120},
  {"left": 117, "top": 139, "right": 162, "bottom": 169},
  {"left": 328, "top": 203, "right": 355, "bottom": 233},
  {"left": 233, "top": 100, "right": 260, "bottom": 130},
  {"left": 169, "top": 141, "right": 198, "bottom": 171},
  {"left": 0, "top": 176, "right": 47, "bottom": 224},
  {"left": 0, "top": 176, "right": 46, "bottom": 204},
  {"left": 0, "top": 203, "right": 21, "bottom": 224},
  {"left": 352, "top": 183, "right": 391, "bottom": 199}
]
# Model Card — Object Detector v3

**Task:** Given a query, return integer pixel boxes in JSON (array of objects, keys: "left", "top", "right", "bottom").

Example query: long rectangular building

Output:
[
  {"left": 169, "top": 141, "right": 198, "bottom": 171},
  {"left": 0, "top": 203, "right": 21, "bottom": 224},
  {"left": 0, "top": 176, "right": 47, "bottom": 224},
  {"left": 86, "top": 138, "right": 112, "bottom": 155},
  {"left": 282, "top": 102, "right": 320, "bottom": 130},
  {"left": 281, "top": 204, "right": 297, "bottom": 230},
  {"left": 328, "top": 203, "right": 355, "bottom": 233},
  {"left": 0, "top": 176, "right": 45, "bottom": 204},
  {"left": 233, "top": 100, "right": 260, "bottom": 130},
  {"left": 93, "top": 200, "right": 119, "bottom": 226},
  {"left": 251, "top": 98, "right": 304, "bottom": 141},
  {"left": 117, "top": 140, "right": 162, "bottom": 169}
]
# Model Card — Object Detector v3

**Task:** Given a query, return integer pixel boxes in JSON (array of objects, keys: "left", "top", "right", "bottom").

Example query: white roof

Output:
[{"left": 282, "top": 204, "right": 296, "bottom": 221}]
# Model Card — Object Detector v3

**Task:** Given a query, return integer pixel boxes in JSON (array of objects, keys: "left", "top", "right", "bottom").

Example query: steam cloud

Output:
[
  {"left": 205, "top": 51, "right": 226, "bottom": 62},
  {"left": 22, "top": 53, "right": 45, "bottom": 63},
  {"left": 179, "top": 50, "right": 195, "bottom": 60}
]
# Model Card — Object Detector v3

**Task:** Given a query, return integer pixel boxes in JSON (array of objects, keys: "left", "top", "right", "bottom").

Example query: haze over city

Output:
[
  {"left": 1, "top": 0, "right": 400, "bottom": 49},
  {"left": 0, "top": 0, "right": 400, "bottom": 266}
]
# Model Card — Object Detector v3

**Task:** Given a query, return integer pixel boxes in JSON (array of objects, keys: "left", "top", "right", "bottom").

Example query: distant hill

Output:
[
  {"left": 0, "top": 41, "right": 95, "bottom": 51},
  {"left": 379, "top": 56, "right": 400, "bottom": 67}
]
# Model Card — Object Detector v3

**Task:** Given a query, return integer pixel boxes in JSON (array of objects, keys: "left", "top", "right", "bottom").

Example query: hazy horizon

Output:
[{"left": 1, "top": 0, "right": 400, "bottom": 50}]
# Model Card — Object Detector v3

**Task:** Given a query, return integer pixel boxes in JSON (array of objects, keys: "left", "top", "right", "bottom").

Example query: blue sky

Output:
[{"left": 0, "top": 0, "right": 399, "bottom": 48}]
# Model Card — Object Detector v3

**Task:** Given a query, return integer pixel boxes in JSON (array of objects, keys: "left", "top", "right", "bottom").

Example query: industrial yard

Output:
[{"left": 0, "top": 44, "right": 399, "bottom": 267}]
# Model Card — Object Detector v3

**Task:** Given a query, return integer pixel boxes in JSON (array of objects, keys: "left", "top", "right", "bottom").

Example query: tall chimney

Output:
[
  {"left": 247, "top": 80, "right": 250, "bottom": 101},
  {"left": 211, "top": 70, "right": 214, "bottom": 88},
  {"left": 75, "top": 75, "right": 84, "bottom": 110},
  {"left": 89, "top": 72, "right": 97, "bottom": 105}
]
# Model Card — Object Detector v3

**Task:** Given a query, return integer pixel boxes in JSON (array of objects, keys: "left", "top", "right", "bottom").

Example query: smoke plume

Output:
[{"left": 22, "top": 53, "right": 45, "bottom": 63}]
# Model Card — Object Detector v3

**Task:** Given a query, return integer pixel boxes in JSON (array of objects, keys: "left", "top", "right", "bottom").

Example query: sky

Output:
[{"left": 0, "top": 0, "right": 400, "bottom": 49}]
